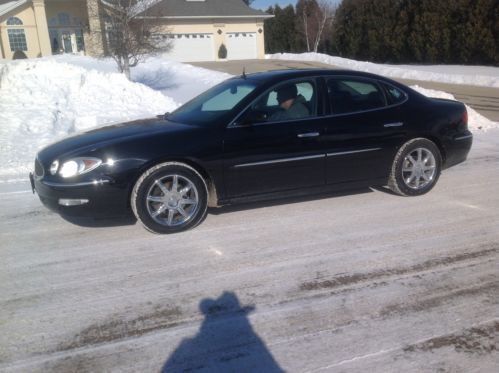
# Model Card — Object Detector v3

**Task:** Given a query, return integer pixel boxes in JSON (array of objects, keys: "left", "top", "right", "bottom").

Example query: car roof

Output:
[{"left": 243, "top": 68, "right": 401, "bottom": 86}]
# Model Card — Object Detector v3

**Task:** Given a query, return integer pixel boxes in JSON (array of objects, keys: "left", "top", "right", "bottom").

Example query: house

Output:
[{"left": 0, "top": 0, "right": 272, "bottom": 61}]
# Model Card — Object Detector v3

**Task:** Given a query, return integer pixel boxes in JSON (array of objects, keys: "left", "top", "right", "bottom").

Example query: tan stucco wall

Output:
[
  {"left": 155, "top": 18, "right": 267, "bottom": 60},
  {"left": 0, "top": 3, "right": 42, "bottom": 59},
  {"left": 33, "top": 0, "right": 51, "bottom": 56}
]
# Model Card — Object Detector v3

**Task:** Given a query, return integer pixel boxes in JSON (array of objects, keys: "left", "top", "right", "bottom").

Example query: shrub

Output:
[{"left": 218, "top": 43, "right": 227, "bottom": 59}]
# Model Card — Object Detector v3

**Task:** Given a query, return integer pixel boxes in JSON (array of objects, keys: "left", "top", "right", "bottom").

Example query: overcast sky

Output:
[{"left": 252, "top": 0, "right": 342, "bottom": 10}]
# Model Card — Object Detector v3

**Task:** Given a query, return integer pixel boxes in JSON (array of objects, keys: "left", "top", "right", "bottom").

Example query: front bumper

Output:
[{"left": 31, "top": 175, "right": 130, "bottom": 217}]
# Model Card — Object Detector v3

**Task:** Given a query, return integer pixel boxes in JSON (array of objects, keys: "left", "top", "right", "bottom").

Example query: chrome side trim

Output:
[
  {"left": 327, "top": 148, "right": 381, "bottom": 157},
  {"left": 233, "top": 154, "right": 325, "bottom": 169},
  {"left": 42, "top": 179, "right": 111, "bottom": 188},
  {"left": 384, "top": 122, "right": 404, "bottom": 127},
  {"left": 454, "top": 134, "right": 473, "bottom": 141},
  {"left": 297, "top": 132, "right": 320, "bottom": 138}
]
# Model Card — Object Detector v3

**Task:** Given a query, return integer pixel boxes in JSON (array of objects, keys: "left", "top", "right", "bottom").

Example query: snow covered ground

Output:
[
  {"left": 267, "top": 53, "right": 499, "bottom": 88},
  {"left": 1, "top": 56, "right": 498, "bottom": 372},
  {"left": 0, "top": 55, "right": 497, "bottom": 181}
]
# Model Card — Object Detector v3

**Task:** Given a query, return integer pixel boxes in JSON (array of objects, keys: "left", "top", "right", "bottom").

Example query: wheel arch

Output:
[
  {"left": 423, "top": 135, "right": 446, "bottom": 164},
  {"left": 128, "top": 157, "right": 220, "bottom": 208},
  {"left": 404, "top": 134, "right": 446, "bottom": 164}
]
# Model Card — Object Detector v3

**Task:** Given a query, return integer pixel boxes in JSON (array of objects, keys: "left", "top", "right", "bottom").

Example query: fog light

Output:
[{"left": 58, "top": 198, "right": 89, "bottom": 206}]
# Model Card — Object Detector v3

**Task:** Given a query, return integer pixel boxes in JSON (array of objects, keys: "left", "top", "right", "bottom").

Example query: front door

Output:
[
  {"left": 61, "top": 30, "right": 74, "bottom": 53},
  {"left": 224, "top": 79, "right": 326, "bottom": 198}
]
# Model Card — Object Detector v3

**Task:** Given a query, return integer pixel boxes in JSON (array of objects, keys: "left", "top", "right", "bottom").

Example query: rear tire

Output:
[
  {"left": 131, "top": 162, "right": 208, "bottom": 234},
  {"left": 388, "top": 138, "right": 442, "bottom": 196}
]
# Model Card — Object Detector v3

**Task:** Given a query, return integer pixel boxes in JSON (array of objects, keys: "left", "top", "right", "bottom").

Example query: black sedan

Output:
[{"left": 30, "top": 69, "right": 473, "bottom": 233}]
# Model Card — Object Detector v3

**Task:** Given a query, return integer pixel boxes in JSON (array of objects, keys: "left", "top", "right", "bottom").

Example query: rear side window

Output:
[
  {"left": 381, "top": 83, "right": 407, "bottom": 105},
  {"left": 327, "top": 78, "right": 386, "bottom": 114}
]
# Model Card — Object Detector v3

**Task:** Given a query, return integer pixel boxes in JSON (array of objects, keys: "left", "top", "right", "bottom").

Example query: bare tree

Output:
[
  {"left": 99, "top": 0, "right": 172, "bottom": 79},
  {"left": 301, "top": 3, "right": 311, "bottom": 52},
  {"left": 298, "top": 0, "right": 336, "bottom": 53},
  {"left": 312, "top": 0, "right": 336, "bottom": 52}
]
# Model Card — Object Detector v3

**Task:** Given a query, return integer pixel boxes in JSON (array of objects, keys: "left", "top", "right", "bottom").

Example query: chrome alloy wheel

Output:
[
  {"left": 402, "top": 147, "right": 437, "bottom": 190},
  {"left": 146, "top": 174, "right": 199, "bottom": 227}
]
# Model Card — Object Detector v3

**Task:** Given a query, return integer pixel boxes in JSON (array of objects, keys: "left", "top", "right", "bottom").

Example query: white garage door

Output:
[
  {"left": 166, "top": 33, "right": 214, "bottom": 62},
  {"left": 226, "top": 32, "right": 257, "bottom": 60}
]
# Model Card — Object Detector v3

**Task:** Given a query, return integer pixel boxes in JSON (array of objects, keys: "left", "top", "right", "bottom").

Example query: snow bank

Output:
[
  {"left": 267, "top": 53, "right": 499, "bottom": 88},
  {"left": 132, "top": 57, "right": 231, "bottom": 104},
  {"left": 50, "top": 55, "right": 231, "bottom": 104},
  {"left": 410, "top": 85, "right": 498, "bottom": 132},
  {"left": 0, "top": 58, "right": 178, "bottom": 178}
]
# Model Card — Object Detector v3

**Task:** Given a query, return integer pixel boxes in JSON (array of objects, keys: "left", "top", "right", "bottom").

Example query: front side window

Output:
[
  {"left": 169, "top": 79, "right": 258, "bottom": 125},
  {"left": 240, "top": 80, "right": 317, "bottom": 124},
  {"left": 327, "top": 78, "right": 386, "bottom": 115}
]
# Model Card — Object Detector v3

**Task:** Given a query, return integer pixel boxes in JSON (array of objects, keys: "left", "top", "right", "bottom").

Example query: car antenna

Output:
[{"left": 242, "top": 67, "right": 247, "bottom": 79}]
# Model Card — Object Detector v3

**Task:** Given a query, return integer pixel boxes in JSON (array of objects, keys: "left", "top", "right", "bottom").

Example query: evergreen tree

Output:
[
  {"left": 264, "top": 5, "right": 300, "bottom": 53},
  {"left": 332, "top": 0, "right": 498, "bottom": 65}
]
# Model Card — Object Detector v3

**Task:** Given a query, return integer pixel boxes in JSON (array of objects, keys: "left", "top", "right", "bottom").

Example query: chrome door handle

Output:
[
  {"left": 297, "top": 132, "right": 320, "bottom": 138},
  {"left": 384, "top": 122, "right": 404, "bottom": 127}
]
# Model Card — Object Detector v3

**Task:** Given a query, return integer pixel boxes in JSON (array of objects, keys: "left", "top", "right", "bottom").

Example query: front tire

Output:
[
  {"left": 388, "top": 138, "right": 442, "bottom": 196},
  {"left": 131, "top": 162, "right": 208, "bottom": 234}
]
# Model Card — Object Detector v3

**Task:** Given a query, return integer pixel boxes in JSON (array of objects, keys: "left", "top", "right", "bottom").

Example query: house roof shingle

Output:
[
  {"left": 0, "top": 0, "right": 29, "bottom": 18},
  {"left": 138, "top": 0, "right": 272, "bottom": 19}
]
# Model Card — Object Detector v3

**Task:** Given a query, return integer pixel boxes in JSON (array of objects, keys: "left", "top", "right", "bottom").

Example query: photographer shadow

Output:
[{"left": 162, "top": 292, "right": 284, "bottom": 372}]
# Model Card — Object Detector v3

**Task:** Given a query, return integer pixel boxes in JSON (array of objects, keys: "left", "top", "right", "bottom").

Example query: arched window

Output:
[
  {"left": 7, "top": 17, "right": 23, "bottom": 26},
  {"left": 58, "top": 12, "right": 70, "bottom": 26},
  {"left": 6, "top": 17, "right": 27, "bottom": 52}
]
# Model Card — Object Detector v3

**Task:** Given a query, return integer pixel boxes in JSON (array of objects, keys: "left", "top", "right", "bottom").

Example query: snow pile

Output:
[
  {"left": 267, "top": 53, "right": 499, "bottom": 88},
  {"left": 410, "top": 85, "right": 498, "bottom": 132},
  {"left": 50, "top": 55, "right": 231, "bottom": 104},
  {"left": 0, "top": 59, "right": 178, "bottom": 178},
  {"left": 132, "top": 57, "right": 232, "bottom": 103}
]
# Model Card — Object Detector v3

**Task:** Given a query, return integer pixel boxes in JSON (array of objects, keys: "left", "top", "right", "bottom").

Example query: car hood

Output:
[{"left": 38, "top": 117, "right": 191, "bottom": 162}]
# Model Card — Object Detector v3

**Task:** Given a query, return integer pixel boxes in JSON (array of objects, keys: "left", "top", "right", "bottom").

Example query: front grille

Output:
[{"left": 34, "top": 158, "right": 44, "bottom": 178}]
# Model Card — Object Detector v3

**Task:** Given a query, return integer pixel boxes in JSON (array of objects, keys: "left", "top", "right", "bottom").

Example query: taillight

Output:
[{"left": 462, "top": 109, "right": 468, "bottom": 129}]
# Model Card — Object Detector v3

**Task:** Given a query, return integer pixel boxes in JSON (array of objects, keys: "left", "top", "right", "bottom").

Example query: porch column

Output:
[
  {"left": 85, "top": 0, "right": 106, "bottom": 56},
  {"left": 32, "top": 0, "right": 51, "bottom": 56}
]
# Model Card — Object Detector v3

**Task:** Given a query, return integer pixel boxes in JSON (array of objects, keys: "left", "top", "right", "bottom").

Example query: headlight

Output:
[{"left": 59, "top": 157, "right": 102, "bottom": 178}]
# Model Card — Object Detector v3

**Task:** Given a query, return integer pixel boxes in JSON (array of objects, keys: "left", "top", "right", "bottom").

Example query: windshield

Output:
[{"left": 168, "top": 78, "right": 258, "bottom": 125}]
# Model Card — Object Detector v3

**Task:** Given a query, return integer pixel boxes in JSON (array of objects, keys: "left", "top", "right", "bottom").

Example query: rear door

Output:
[{"left": 323, "top": 76, "right": 408, "bottom": 185}]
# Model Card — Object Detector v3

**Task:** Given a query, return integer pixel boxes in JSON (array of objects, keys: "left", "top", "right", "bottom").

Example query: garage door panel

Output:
[
  {"left": 166, "top": 33, "right": 214, "bottom": 62},
  {"left": 227, "top": 32, "right": 257, "bottom": 60}
]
